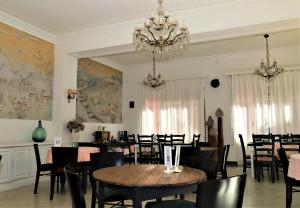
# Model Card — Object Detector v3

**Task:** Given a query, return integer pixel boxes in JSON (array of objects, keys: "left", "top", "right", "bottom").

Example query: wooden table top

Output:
[{"left": 93, "top": 164, "right": 206, "bottom": 188}]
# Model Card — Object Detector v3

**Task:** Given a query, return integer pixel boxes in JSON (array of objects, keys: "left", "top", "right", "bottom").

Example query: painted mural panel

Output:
[
  {"left": 0, "top": 22, "right": 54, "bottom": 120},
  {"left": 77, "top": 58, "right": 122, "bottom": 123}
]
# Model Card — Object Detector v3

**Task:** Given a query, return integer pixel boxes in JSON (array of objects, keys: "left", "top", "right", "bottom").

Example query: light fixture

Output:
[
  {"left": 255, "top": 34, "right": 284, "bottom": 133},
  {"left": 67, "top": 89, "right": 77, "bottom": 103},
  {"left": 255, "top": 34, "right": 284, "bottom": 79},
  {"left": 133, "top": 0, "right": 189, "bottom": 88},
  {"left": 143, "top": 52, "right": 165, "bottom": 88}
]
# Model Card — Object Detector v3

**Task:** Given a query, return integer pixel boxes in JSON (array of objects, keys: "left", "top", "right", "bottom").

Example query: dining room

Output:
[{"left": 0, "top": 0, "right": 300, "bottom": 208}]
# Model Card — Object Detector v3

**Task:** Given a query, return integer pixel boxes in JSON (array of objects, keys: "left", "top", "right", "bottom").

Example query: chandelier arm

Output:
[
  {"left": 172, "top": 32, "right": 186, "bottom": 43},
  {"left": 136, "top": 32, "right": 153, "bottom": 45},
  {"left": 150, "top": 18, "right": 158, "bottom": 27},
  {"left": 164, "top": 27, "right": 176, "bottom": 42},
  {"left": 147, "top": 27, "right": 159, "bottom": 43}
]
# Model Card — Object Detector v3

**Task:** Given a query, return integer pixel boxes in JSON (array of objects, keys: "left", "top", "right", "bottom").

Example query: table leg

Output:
[
  {"left": 250, "top": 149, "right": 254, "bottom": 178},
  {"left": 97, "top": 183, "right": 105, "bottom": 208},
  {"left": 135, "top": 144, "right": 138, "bottom": 164},
  {"left": 133, "top": 190, "right": 142, "bottom": 208}
]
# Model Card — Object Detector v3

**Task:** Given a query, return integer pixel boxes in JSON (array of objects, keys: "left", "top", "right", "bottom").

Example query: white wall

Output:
[{"left": 122, "top": 45, "right": 300, "bottom": 161}]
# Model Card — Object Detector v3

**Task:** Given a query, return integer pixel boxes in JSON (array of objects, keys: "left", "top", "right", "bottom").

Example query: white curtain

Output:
[
  {"left": 232, "top": 71, "right": 300, "bottom": 143},
  {"left": 142, "top": 78, "right": 204, "bottom": 142}
]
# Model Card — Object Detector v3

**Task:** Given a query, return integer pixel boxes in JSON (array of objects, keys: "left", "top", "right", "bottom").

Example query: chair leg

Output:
[
  {"left": 60, "top": 175, "right": 65, "bottom": 193},
  {"left": 286, "top": 182, "right": 292, "bottom": 208},
  {"left": 50, "top": 174, "right": 55, "bottom": 200},
  {"left": 91, "top": 188, "right": 96, "bottom": 208},
  {"left": 34, "top": 171, "right": 40, "bottom": 194}
]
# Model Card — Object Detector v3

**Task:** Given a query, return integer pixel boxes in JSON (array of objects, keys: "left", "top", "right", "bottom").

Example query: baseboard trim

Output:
[{"left": 0, "top": 177, "right": 49, "bottom": 192}]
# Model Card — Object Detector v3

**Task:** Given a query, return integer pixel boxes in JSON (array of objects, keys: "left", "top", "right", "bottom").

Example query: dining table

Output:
[
  {"left": 93, "top": 164, "right": 206, "bottom": 208},
  {"left": 46, "top": 146, "right": 99, "bottom": 163},
  {"left": 288, "top": 153, "right": 300, "bottom": 180}
]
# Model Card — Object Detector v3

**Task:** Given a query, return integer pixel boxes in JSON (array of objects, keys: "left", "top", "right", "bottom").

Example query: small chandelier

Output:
[
  {"left": 143, "top": 52, "right": 165, "bottom": 88},
  {"left": 255, "top": 34, "right": 284, "bottom": 79},
  {"left": 133, "top": 0, "right": 189, "bottom": 55}
]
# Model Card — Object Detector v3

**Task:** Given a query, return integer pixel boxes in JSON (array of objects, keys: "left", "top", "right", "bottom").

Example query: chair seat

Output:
[
  {"left": 40, "top": 163, "right": 52, "bottom": 171},
  {"left": 257, "top": 156, "right": 272, "bottom": 162},
  {"left": 146, "top": 200, "right": 195, "bottom": 208}
]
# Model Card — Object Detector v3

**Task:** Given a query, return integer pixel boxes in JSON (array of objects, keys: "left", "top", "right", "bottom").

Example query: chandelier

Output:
[
  {"left": 133, "top": 0, "right": 189, "bottom": 88},
  {"left": 255, "top": 34, "right": 284, "bottom": 79},
  {"left": 143, "top": 52, "right": 165, "bottom": 88},
  {"left": 255, "top": 34, "right": 284, "bottom": 133}
]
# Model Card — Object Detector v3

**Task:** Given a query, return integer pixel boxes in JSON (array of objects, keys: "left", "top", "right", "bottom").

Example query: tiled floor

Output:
[{"left": 0, "top": 167, "right": 299, "bottom": 208}]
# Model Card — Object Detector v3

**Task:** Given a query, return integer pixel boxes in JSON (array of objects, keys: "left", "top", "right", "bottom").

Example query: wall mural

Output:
[
  {"left": 0, "top": 22, "right": 54, "bottom": 120},
  {"left": 76, "top": 58, "right": 122, "bottom": 124}
]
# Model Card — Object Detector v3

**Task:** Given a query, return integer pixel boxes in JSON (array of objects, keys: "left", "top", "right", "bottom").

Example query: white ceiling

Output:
[
  {"left": 102, "top": 29, "right": 300, "bottom": 66},
  {"left": 0, "top": 0, "right": 233, "bottom": 34}
]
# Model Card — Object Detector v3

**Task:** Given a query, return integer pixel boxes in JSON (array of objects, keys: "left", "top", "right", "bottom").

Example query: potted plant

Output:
[{"left": 67, "top": 117, "right": 85, "bottom": 146}]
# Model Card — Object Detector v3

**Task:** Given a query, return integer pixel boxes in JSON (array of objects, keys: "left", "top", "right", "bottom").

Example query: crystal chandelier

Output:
[
  {"left": 143, "top": 52, "right": 165, "bottom": 88},
  {"left": 133, "top": 0, "right": 189, "bottom": 88},
  {"left": 255, "top": 34, "right": 284, "bottom": 133},
  {"left": 255, "top": 34, "right": 284, "bottom": 79}
]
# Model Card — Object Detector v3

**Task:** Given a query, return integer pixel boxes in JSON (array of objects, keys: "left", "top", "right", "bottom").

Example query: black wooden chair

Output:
[
  {"left": 192, "top": 134, "right": 201, "bottom": 147},
  {"left": 90, "top": 152, "right": 129, "bottom": 208},
  {"left": 277, "top": 148, "right": 300, "bottom": 208},
  {"left": 218, "top": 144, "right": 230, "bottom": 179},
  {"left": 181, "top": 154, "right": 218, "bottom": 180},
  {"left": 146, "top": 174, "right": 247, "bottom": 208},
  {"left": 171, "top": 134, "right": 185, "bottom": 145},
  {"left": 137, "top": 134, "right": 159, "bottom": 164},
  {"left": 65, "top": 164, "right": 87, "bottom": 208},
  {"left": 252, "top": 134, "right": 279, "bottom": 182},
  {"left": 33, "top": 144, "right": 52, "bottom": 194},
  {"left": 124, "top": 134, "right": 136, "bottom": 164},
  {"left": 239, "top": 134, "right": 251, "bottom": 174},
  {"left": 280, "top": 134, "right": 300, "bottom": 157},
  {"left": 50, "top": 147, "right": 78, "bottom": 200},
  {"left": 0, "top": 154, "right": 2, "bottom": 162}
]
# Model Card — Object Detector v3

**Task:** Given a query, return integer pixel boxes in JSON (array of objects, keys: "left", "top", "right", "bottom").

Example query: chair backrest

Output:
[
  {"left": 277, "top": 148, "right": 289, "bottom": 183},
  {"left": 90, "top": 152, "right": 124, "bottom": 172},
  {"left": 181, "top": 155, "right": 218, "bottom": 180},
  {"left": 252, "top": 134, "right": 275, "bottom": 161},
  {"left": 126, "top": 134, "right": 136, "bottom": 155},
  {"left": 64, "top": 165, "right": 86, "bottom": 208},
  {"left": 238, "top": 134, "right": 247, "bottom": 173},
  {"left": 33, "top": 144, "right": 42, "bottom": 168},
  {"left": 171, "top": 134, "right": 185, "bottom": 145},
  {"left": 192, "top": 134, "right": 201, "bottom": 147},
  {"left": 51, "top": 147, "right": 78, "bottom": 169},
  {"left": 196, "top": 174, "right": 247, "bottom": 208},
  {"left": 0, "top": 154, "right": 2, "bottom": 162},
  {"left": 220, "top": 144, "right": 230, "bottom": 178}
]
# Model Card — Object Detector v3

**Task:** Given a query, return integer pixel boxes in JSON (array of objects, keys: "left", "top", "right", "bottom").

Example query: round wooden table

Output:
[{"left": 93, "top": 164, "right": 206, "bottom": 208}]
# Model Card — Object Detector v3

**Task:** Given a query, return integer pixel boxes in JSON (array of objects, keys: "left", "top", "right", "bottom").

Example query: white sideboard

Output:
[{"left": 0, "top": 142, "right": 52, "bottom": 192}]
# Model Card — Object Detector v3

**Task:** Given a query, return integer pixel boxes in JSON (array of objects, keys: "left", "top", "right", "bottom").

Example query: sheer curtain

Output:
[
  {"left": 142, "top": 78, "right": 204, "bottom": 142},
  {"left": 232, "top": 71, "right": 300, "bottom": 143}
]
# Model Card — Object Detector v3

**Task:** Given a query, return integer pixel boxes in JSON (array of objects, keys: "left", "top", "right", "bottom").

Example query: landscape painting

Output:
[
  {"left": 0, "top": 21, "right": 54, "bottom": 120},
  {"left": 76, "top": 58, "right": 122, "bottom": 123}
]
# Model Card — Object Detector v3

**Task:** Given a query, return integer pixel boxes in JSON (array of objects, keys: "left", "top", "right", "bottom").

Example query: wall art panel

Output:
[
  {"left": 0, "top": 22, "right": 54, "bottom": 120},
  {"left": 77, "top": 58, "right": 122, "bottom": 124}
]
